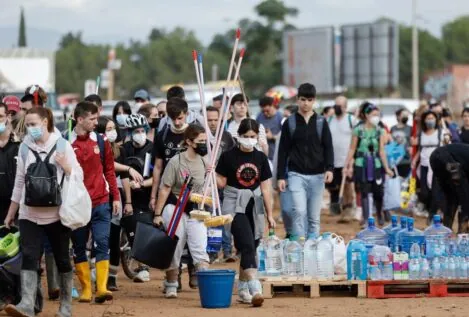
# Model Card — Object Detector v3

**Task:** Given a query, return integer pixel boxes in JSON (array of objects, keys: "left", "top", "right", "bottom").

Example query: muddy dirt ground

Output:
[{"left": 2, "top": 205, "right": 466, "bottom": 317}]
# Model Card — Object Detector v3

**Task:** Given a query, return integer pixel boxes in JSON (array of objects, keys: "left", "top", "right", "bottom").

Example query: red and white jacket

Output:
[{"left": 71, "top": 131, "right": 120, "bottom": 207}]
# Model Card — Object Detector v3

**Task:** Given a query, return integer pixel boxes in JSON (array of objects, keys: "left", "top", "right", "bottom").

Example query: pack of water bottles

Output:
[
  {"left": 257, "top": 229, "right": 335, "bottom": 279},
  {"left": 347, "top": 214, "right": 469, "bottom": 281}
]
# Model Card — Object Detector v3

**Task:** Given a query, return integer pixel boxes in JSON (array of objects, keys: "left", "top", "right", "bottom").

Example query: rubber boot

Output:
[
  {"left": 165, "top": 270, "right": 179, "bottom": 299},
  {"left": 94, "top": 260, "right": 113, "bottom": 304},
  {"left": 188, "top": 262, "right": 198, "bottom": 289},
  {"left": 4, "top": 270, "right": 38, "bottom": 317},
  {"left": 107, "top": 265, "right": 119, "bottom": 291},
  {"left": 177, "top": 263, "right": 182, "bottom": 291},
  {"left": 45, "top": 253, "right": 60, "bottom": 300},
  {"left": 56, "top": 272, "right": 73, "bottom": 317},
  {"left": 245, "top": 269, "right": 264, "bottom": 307},
  {"left": 237, "top": 270, "right": 252, "bottom": 304},
  {"left": 75, "top": 262, "right": 92, "bottom": 303}
]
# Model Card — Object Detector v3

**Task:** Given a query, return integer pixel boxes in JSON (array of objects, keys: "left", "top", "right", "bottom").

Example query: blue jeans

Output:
[
  {"left": 288, "top": 172, "right": 325, "bottom": 237},
  {"left": 222, "top": 227, "right": 232, "bottom": 256},
  {"left": 280, "top": 186, "right": 294, "bottom": 236},
  {"left": 72, "top": 203, "right": 111, "bottom": 264}
]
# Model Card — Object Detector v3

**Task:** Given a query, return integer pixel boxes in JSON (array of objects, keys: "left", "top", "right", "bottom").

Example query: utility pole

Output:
[
  {"left": 412, "top": 0, "right": 419, "bottom": 100},
  {"left": 107, "top": 49, "right": 115, "bottom": 101}
]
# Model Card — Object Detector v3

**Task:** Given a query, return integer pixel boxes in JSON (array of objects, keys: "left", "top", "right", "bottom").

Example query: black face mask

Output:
[
  {"left": 194, "top": 143, "right": 208, "bottom": 156},
  {"left": 401, "top": 116, "right": 409, "bottom": 125},
  {"left": 334, "top": 105, "right": 343, "bottom": 116},
  {"left": 149, "top": 118, "right": 160, "bottom": 129}
]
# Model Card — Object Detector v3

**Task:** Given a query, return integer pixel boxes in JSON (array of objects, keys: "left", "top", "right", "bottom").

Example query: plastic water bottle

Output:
[
  {"left": 409, "top": 243, "right": 421, "bottom": 280},
  {"left": 256, "top": 240, "right": 266, "bottom": 276},
  {"left": 399, "top": 218, "right": 425, "bottom": 254},
  {"left": 440, "top": 256, "right": 449, "bottom": 278},
  {"left": 432, "top": 257, "right": 442, "bottom": 279},
  {"left": 420, "top": 257, "right": 430, "bottom": 279},
  {"left": 265, "top": 229, "right": 283, "bottom": 276},
  {"left": 424, "top": 215, "right": 452, "bottom": 260},
  {"left": 368, "top": 246, "right": 381, "bottom": 280},
  {"left": 284, "top": 236, "right": 304, "bottom": 276},
  {"left": 317, "top": 233, "right": 334, "bottom": 279},
  {"left": 304, "top": 234, "right": 318, "bottom": 278},
  {"left": 448, "top": 256, "right": 457, "bottom": 279},
  {"left": 390, "top": 216, "right": 408, "bottom": 252},
  {"left": 383, "top": 215, "right": 399, "bottom": 236},
  {"left": 346, "top": 240, "right": 368, "bottom": 280},
  {"left": 356, "top": 217, "right": 388, "bottom": 248},
  {"left": 458, "top": 234, "right": 469, "bottom": 257},
  {"left": 459, "top": 257, "right": 468, "bottom": 279},
  {"left": 381, "top": 247, "right": 394, "bottom": 280},
  {"left": 207, "top": 226, "right": 223, "bottom": 254}
]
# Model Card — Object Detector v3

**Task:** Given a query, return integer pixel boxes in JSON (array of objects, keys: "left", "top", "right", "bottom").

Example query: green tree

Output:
[
  {"left": 399, "top": 25, "right": 445, "bottom": 96},
  {"left": 442, "top": 16, "right": 469, "bottom": 63},
  {"left": 18, "top": 7, "right": 27, "bottom": 47}
]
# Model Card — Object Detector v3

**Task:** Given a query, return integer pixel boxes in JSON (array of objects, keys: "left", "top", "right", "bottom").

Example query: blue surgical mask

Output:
[
  {"left": 0, "top": 122, "right": 6, "bottom": 134},
  {"left": 116, "top": 114, "right": 128, "bottom": 127},
  {"left": 27, "top": 126, "right": 44, "bottom": 140}
]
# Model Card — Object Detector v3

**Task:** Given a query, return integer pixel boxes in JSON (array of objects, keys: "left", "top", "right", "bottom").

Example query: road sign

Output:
[
  {"left": 108, "top": 59, "right": 122, "bottom": 70},
  {"left": 84, "top": 79, "right": 97, "bottom": 97},
  {"left": 100, "top": 69, "right": 110, "bottom": 88}
]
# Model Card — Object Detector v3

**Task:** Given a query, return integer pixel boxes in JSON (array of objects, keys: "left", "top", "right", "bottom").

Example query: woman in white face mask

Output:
[
  {"left": 112, "top": 101, "right": 132, "bottom": 143},
  {"left": 343, "top": 102, "right": 393, "bottom": 227},
  {"left": 215, "top": 118, "right": 276, "bottom": 307}
]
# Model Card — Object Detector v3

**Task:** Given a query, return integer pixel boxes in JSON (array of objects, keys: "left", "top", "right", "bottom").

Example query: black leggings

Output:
[
  {"left": 419, "top": 165, "right": 444, "bottom": 218},
  {"left": 19, "top": 219, "right": 72, "bottom": 273},
  {"left": 230, "top": 199, "right": 259, "bottom": 270},
  {"left": 109, "top": 190, "right": 124, "bottom": 268},
  {"left": 356, "top": 181, "right": 384, "bottom": 220}
]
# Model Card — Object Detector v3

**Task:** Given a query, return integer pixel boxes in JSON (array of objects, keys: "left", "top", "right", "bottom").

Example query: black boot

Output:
[
  {"left": 188, "top": 262, "right": 198, "bottom": 289},
  {"left": 4, "top": 270, "right": 38, "bottom": 317},
  {"left": 45, "top": 253, "right": 60, "bottom": 300},
  {"left": 107, "top": 275, "right": 119, "bottom": 292}
]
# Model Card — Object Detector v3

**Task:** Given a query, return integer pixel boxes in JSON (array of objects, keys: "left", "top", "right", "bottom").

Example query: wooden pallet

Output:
[
  {"left": 367, "top": 279, "right": 469, "bottom": 298},
  {"left": 260, "top": 275, "right": 366, "bottom": 298}
]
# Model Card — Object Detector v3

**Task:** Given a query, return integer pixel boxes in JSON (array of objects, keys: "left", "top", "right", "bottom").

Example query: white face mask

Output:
[
  {"left": 106, "top": 129, "right": 118, "bottom": 143},
  {"left": 238, "top": 137, "right": 258, "bottom": 149},
  {"left": 370, "top": 116, "right": 380, "bottom": 127},
  {"left": 132, "top": 132, "right": 147, "bottom": 146},
  {"left": 170, "top": 122, "right": 188, "bottom": 133},
  {"left": 135, "top": 102, "right": 144, "bottom": 109}
]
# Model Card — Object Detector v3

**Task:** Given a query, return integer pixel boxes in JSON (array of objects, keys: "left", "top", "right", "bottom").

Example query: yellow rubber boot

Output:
[
  {"left": 95, "top": 260, "right": 113, "bottom": 303},
  {"left": 75, "top": 262, "right": 92, "bottom": 303}
]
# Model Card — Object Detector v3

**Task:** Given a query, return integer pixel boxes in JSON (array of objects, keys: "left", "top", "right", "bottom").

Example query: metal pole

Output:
[{"left": 412, "top": 0, "right": 419, "bottom": 100}]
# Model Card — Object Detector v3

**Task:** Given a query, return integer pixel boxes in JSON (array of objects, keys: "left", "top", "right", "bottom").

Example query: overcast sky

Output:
[{"left": 1, "top": 0, "right": 469, "bottom": 46}]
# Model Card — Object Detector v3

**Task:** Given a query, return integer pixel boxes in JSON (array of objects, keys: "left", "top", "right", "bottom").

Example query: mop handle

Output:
[
  {"left": 169, "top": 186, "right": 192, "bottom": 239},
  {"left": 166, "top": 176, "right": 190, "bottom": 235},
  {"left": 338, "top": 174, "right": 346, "bottom": 204}
]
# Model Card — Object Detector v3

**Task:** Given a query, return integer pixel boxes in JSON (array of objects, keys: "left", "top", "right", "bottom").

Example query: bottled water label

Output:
[{"left": 206, "top": 227, "right": 223, "bottom": 253}]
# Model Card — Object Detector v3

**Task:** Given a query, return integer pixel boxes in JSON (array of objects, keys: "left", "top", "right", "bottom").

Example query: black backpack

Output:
[
  {"left": 24, "top": 140, "right": 65, "bottom": 207},
  {"left": 124, "top": 141, "right": 153, "bottom": 176}
]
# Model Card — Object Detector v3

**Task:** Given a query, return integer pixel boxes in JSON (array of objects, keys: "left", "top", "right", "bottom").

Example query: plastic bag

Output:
[
  {"left": 331, "top": 233, "right": 346, "bottom": 274},
  {"left": 384, "top": 176, "right": 401, "bottom": 211},
  {"left": 59, "top": 170, "right": 91, "bottom": 230}
]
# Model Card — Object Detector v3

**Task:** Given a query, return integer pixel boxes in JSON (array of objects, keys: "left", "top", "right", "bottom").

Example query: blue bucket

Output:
[{"left": 197, "top": 269, "right": 235, "bottom": 309}]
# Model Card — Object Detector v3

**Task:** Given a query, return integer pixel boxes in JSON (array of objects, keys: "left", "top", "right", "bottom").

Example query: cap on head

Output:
[
  {"left": 134, "top": 89, "right": 150, "bottom": 101},
  {"left": 2, "top": 95, "right": 21, "bottom": 113}
]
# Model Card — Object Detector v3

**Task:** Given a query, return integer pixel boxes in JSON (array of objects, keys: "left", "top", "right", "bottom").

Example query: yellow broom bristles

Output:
[{"left": 190, "top": 193, "right": 213, "bottom": 206}]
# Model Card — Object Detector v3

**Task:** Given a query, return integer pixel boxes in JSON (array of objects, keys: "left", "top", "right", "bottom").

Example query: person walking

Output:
[
  {"left": 215, "top": 118, "right": 276, "bottom": 307},
  {"left": 70, "top": 101, "right": 121, "bottom": 304},
  {"left": 4, "top": 107, "right": 82, "bottom": 317},
  {"left": 277, "top": 83, "right": 334, "bottom": 237}
]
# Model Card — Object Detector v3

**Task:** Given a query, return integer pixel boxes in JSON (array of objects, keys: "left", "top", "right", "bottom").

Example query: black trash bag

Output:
[{"left": 131, "top": 221, "right": 178, "bottom": 270}]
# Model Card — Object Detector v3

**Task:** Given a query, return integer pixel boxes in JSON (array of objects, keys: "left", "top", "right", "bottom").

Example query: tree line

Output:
[{"left": 52, "top": 0, "right": 469, "bottom": 99}]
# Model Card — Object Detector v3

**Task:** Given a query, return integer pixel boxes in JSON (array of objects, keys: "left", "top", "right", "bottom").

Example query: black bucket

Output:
[{"left": 131, "top": 221, "right": 178, "bottom": 270}]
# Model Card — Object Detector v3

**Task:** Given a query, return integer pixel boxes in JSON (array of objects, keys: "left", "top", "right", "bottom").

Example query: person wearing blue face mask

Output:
[
  {"left": 112, "top": 101, "right": 132, "bottom": 143},
  {"left": 0, "top": 102, "right": 20, "bottom": 225}
]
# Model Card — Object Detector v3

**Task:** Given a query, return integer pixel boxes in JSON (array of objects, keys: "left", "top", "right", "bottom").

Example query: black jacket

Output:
[
  {"left": 277, "top": 112, "right": 334, "bottom": 179},
  {"left": 0, "top": 133, "right": 20, "bottom": 201}
]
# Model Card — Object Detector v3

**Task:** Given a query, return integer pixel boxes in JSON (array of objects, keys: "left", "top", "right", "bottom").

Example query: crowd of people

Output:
[{"left": 0, "top": 82, "right": 469, "bottom": 315}]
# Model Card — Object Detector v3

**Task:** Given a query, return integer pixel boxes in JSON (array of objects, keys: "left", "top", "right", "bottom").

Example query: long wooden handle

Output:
[{"left": 338, "top": 174, "right": 346, "bottom": 203}]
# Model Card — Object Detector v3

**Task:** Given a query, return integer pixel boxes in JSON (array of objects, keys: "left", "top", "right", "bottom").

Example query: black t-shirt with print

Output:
[
  {"left": 216, "top": 146, "right": 272, "bottom": 191},
  {"left": 152, "top": 127, "right": 186, "bottom": 170}
]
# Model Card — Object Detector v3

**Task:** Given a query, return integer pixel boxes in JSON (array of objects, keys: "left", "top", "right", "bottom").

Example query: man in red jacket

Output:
[{"left": 70, "top": 101, "right": 121, "bottom": 304}]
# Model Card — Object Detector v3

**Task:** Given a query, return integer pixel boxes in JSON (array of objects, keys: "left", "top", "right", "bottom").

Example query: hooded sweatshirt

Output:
[{"left": 11, "top": 132, "right": 83, "bottom": 225}]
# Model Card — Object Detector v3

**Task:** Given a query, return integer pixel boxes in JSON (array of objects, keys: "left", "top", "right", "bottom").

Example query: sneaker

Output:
[
  {"left": 107, "top": 275, "right": 119, "bottom": 291},
  {"left": 164, "top": 281, "right": 178, "bottom": 299},
  {"left": 133, "top": 268, "right": 150, "bottom": 283},
  {"left": 237, "top": 281, "right": 252, "bottom": 304}
]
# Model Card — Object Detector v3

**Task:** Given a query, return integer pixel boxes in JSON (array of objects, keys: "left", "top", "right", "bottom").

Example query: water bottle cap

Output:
[
  {"left": 322, "top": 232, "right": 332, "bottom": 238},
  {"left": 433, "top": 214, "right": 441, "bottom": 223},
  {"left": 391, "top": 215, "right": 398, "bottom": 224},
  {"left": 289, "top": 235, "right": 298, "bottom": 241},
  {"left": 307, "top": 233, "right": 317, "bottom": 240},
  {"left": 368, "top": 217, "right": 375, "bottom": 227}
]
